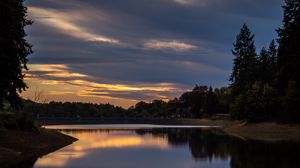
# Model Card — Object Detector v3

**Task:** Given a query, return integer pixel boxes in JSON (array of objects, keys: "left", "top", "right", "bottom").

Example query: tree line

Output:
[
  {"left": 229, "top": 0, "right": 300, "bottom": 123},
  {"left": 20, "top": 86, "right": 230, "bottom": 119}
]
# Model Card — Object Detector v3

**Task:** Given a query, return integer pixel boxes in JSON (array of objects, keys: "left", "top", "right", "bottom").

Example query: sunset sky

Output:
[{"left": 22, "top": 0, "right": 283, "bottom": 108}]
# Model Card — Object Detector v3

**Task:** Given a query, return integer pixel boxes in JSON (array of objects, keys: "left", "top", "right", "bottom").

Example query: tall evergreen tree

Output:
[
  {"left": 0, "top": 0, "right": 33, "bottom": 110},
  {"left": 258, "top": 47, "right": 270, "bottom": 83},
  {"left": 268, "top": 40, "right": 278, "bottom": 67},
  {"left": 277, "top": 0, "right": 300, "bottom": 93},
  {"left": 257, "top": 41, "right": 278, "bottom": 85},
  {"left": 229, "top": 24, "right": 257, "bottom": 96},
  {"left": 268, "top": 40, "right": 278, "bottom": 86}
]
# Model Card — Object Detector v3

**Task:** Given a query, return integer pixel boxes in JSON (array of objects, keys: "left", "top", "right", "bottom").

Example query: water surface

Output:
[{"left": 33, "top": 124, "right": 299, "bottom": 168}]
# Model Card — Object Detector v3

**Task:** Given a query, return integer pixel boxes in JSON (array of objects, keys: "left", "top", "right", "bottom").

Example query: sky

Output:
[{"left": 22, "top": 0, "right": 283, "bottom": 108}]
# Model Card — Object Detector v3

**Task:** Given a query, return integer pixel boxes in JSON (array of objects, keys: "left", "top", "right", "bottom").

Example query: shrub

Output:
[
  {"left": 230, "top": 81, "right": 278, "bottom": 122},
  {"left": 0, "top": 112, "right": 41, "bottom": 132}
]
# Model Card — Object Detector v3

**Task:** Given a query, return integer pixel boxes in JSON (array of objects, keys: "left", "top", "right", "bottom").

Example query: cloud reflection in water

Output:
[{"left": 35, "top": 130, "right": 169, "bottom": 167}]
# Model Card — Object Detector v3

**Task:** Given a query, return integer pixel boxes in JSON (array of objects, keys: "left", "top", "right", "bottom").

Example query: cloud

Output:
[
  {"left": 48, "top": 91, "right": 75, "bottom": 95},
  {"left": 26, "top": 64, "right": 88, "bottom": 79},
  {"left": 78, "top": 90, "right": 172, "bottom": 101},
  {"left": 173, "top": 0, "right": 207, "bottom": 6},
  {"left": 173, "top": 0, "right": 193, "bottom": 5},
  {"left": 24, "top": 64, "right": 186, "bottom": 103},
  {"left": 65, "top": 80, "right": 179, "bottom": 93},
  {"left": 144, "top": 40, "right": 197, "bottom": 52},
  {"left": 28, "top": 6, "right": 120, "bottom": 44}
]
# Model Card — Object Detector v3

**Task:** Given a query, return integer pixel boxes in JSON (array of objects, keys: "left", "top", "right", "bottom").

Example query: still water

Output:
[{"left": 33, "top": 124, "right": 299, "bottom": 168}]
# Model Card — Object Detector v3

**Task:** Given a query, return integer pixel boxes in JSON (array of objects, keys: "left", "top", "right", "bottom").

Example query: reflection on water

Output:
[{"left": 32, "top": 125, "right": 299, "bottom": 168}]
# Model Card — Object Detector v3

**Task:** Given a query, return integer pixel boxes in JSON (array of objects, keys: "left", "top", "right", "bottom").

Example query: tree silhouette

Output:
[
  {"left": 277, "top": 0, "right": 300, "bottom": 93},
  {"left": 0, "top": 0, "right": 32, "bottom": 110},
  {"left": 257, "top": 41, "right": 277, "bottom": 85},
  {"left": 229, "top": 24, "right": 257, "bottom": 97}
]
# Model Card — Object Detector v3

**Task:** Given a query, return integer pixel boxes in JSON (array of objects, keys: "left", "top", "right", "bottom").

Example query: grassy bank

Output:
[
  {"left": 223, "top": 122, "right": 300, "bottom": 142},
  {"left": 0, "top": 113, "right": 77, "bottom": 168}
]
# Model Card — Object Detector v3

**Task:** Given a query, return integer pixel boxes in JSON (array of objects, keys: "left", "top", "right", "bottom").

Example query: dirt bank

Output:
[
  {"left": 0, "top": 129, "right": 77, "bottom": 168},
  {"left": 223, "top": 122, "right": 300, "bottom": 142}
]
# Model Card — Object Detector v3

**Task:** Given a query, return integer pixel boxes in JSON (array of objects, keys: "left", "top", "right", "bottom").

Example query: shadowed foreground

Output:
[{"left": 0, "top": 129, "right": 77, "bottom": 168}]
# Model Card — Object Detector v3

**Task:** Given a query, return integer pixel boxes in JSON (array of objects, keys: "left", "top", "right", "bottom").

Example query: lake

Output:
[{"left": 32, "top": 124, "right": 299, "bottom": 168}]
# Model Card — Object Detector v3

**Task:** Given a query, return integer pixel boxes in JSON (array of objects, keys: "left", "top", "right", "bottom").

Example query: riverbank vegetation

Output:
[{"left": 0, "top": 112, "right": 40, "bottom": 131}]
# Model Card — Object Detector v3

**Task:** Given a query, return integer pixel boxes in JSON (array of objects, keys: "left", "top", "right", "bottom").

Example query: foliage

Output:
[
  {"left": 257, "top": 41, "right": 278, "bottom": 85},
  {"left": 227, "top": 21, "right": 300, "bottom": 123},
  {"left": 178, "top": 86, "right": 230, "bottom": 118},
  {"left": 0, "top": 112, "right": 40, "bottom": 132},
  {"left": 244, "top": 81, "right": 278, "bottom": 122},
  {"left": 228, "top": 0, "right": 300, "bottom": 123},
  {"left": 23, "top": 100, "right": 127, "bottom": 119},
  {"left": 229, "top": 37, "right": 280, "bottom": 122},
  {"left": 128, "top": 100, "right": 168, "bottom": 118},
  {"left": 230, "top": 94, "right": 247, "bottom": 120},
  {"left": 0, "top": 0, "right": 33, "bottom": 110},
  {"left": 277, "top": 0, "right": 300, "bottom": 93},
  {"left": 230, "top": 82, "right": 278, "bottom": 122},
  {"left": 21, "top": 87, "right": 231, "bottom": 119},
  {"left": 179, "top": 85, "right": 209, "bottom": 117}
]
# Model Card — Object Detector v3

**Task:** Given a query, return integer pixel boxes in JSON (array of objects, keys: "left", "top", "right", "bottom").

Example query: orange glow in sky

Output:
[{"left": 21, "top": 64, "right": 184, "bottom": 107}]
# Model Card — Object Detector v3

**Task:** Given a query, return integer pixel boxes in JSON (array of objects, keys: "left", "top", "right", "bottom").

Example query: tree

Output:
[
  {"left": 214, "top": 87, "right": 231, "bottom": 114},
  {"left": 244, "top": 81, "right": 278, "bottom": 122},
  {"left": 230, "top": 81, "right": 278, "bottom": 122},
  {"left": 257, "top": 41, "right": 278, "bottom": 85},
  {"left": 258, "top": 47, "right": 270, "bottom": 83},
  {"left": 268, "top": 40, "right": 278, "bottom": 69},
  {"left": 268, "top": 40, "right": 278, "bottom": 86},
  {"left": 229, "top": 24, "right": 257, "bottom": 97},
  {"left": 230, "top": 94, "right": 246, "bottom": 120},
  {"left": 180, "top": 85, "right": 209, "bottom": 117},
  {"left": 0, "top": 0, "right": 33, "bottom": 110},
  {"left": 203, "top": 87, "right": 218, "bottom": 115},
  {"left": 277, "top": 0, "right": 300, "bottom": 93}
]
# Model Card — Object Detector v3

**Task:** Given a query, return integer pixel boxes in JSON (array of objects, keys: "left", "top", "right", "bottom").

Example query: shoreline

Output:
[
  {"left": 40, "top": 118, "right": 300, "bottom": 142},
  {"left": 42, "top": 118, "right": 300, "bottom": 142},
  {"left": 38, "top": 118, "right": 237, "bottom": 126},
  {"left": 0, "top": 129, "right": 77, "bottom": 168}
]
